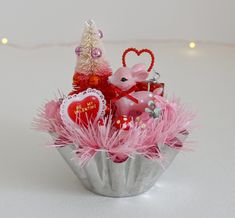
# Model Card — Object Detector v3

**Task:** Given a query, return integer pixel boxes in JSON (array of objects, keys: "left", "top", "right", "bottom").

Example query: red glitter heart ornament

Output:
[
  {"left": 67, "top": 96, "right": 99, "bottom": 124},
  {"left": 60, "top": 88, "right": 106, "bottom": 126},
  {"left": 122, "top": 48, "right": 155, "bottom": 72}
]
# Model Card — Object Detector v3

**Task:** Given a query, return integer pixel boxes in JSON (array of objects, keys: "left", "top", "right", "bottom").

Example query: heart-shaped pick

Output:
[
  {"left": 60, "top": 88, "right": 106, "bottom": 126},
  {"left": 122, "top": 48, "right": 155, "bottom": 72}
]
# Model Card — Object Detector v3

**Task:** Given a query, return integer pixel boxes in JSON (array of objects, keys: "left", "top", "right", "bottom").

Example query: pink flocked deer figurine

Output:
[{"left": 109, "top": 63, "right": 163, "bottom": 117}]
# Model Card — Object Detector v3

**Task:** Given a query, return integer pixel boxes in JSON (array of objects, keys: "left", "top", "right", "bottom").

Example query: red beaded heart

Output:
[{"left": 122, "top": 48, "right": 155, "bottom": 72}]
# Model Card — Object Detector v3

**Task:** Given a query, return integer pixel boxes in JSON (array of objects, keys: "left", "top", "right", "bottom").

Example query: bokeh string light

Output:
[
  {"left": 189, "top": 41, "right": 196, "bottom": 49},
  {"left": 1, "top": 37, "right": 8, "bottom": 45},
  {"left": 1, "top": 37, "right": 235, "bottom": 50}
]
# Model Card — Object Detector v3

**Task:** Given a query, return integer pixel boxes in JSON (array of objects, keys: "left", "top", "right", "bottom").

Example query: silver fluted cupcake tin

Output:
[{"left": 57, "top": 143, "right": 180, "bottom": 197}]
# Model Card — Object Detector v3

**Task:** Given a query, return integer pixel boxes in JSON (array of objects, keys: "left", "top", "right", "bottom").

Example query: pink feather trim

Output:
[{"left": 33, "top": 95, "right": 195, "bottom": 165}]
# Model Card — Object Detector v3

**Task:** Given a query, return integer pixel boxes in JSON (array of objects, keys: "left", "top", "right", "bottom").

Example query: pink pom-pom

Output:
[
  {"left": 44, "top": 100, "right": 61, "bottom": 120},
  {"left": 33, "top": 99, "right": 63, "bottom": 133}
]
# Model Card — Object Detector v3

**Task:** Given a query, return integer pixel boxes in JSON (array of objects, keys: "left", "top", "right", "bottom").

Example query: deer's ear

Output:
[
  {"left": 131, "top": 64, "right": 146, "bottom": 72},
  {"left": 132, "top": 70, "right": 149, "bottom": 82}
]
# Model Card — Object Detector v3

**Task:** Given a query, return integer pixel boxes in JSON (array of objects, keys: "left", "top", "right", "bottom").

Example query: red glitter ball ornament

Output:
[
  {"left": 114, "top": 115, "right": 133, "bottom": 130},
  {"left": 71, "top": 72, "right": 89, "bottom": 94},
  {"left": 89, "top": 75, "right": 101, "bottom": 86},
  {"left": 73, "top": 72, "right": 81, "bottom": 84}
]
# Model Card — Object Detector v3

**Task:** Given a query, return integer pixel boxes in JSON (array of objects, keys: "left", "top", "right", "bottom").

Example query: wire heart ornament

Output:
[{"left": 122, "top": 48, "right": 155, "bottom": 72}]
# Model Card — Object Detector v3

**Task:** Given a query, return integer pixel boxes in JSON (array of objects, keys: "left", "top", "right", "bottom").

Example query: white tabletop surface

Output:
[{"left": 0, "top": 43, "right": 234, "bottom": 218}]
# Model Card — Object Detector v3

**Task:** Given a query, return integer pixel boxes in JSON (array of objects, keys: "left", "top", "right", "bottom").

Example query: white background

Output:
[
  {"left": 0, "top": 1, "right": 235, "bottom": 218},
  {"left": 0, "top": 0, "right": 235, "bottom": 44}
]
